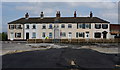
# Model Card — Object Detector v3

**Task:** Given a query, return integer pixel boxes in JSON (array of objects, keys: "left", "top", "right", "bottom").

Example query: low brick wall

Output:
[{"left": 27, "top": 39, "right": 120, "bottom": 43}]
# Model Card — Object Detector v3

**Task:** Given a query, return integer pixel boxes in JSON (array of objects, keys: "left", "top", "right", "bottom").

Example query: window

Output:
[
  {"left": 78, "top": 24, "right": 82, "bottom": 28},
  {"left": 95, "top": 24, "right": 101, "bottom": 29},
  {"left": 61, "top": 32, "right": 66, "bottom": 37},
  {"left": 102, "top": 24, "right": 108, "bottom": 29},
  {"left": 89, "top": 24, "right": 91, "bottom": 29},
  {"left": 76, "top": 32, "right": 84, "bottom": 38},
  {"left": 42, "top": 32, "right": 46, "bottom": 38},
  {"left": 49, "top": 24, "right": 52, "bottom": 29},
  {"left": 85, "top": 24, "right": 91, "bottom": 29},
  {"left": 78, "top": 24, "right": 91, "bottom": 29},
  {"left": 94, "top": 32, "right": 101, "bottom": 38},
  {"left": 11, "top": 32, "right": 13, "bottom": 34},
  {"left": 79, "top": 32, "right": 83, "bottom": 37},
  {"left": 49, "top": 32, "right": 52, "bottom": 38},
  {"left": 76, "top": 32, "right": 78, "bottom": 38},
  {"left": 69, "top": 32, "right": 72, "bottom": 34},
  {"left": 68, "top": 24, "right": 72, "bottom": 28},
  {"left": 42, "top": 25, "right": 46, "bottom": 29},
  {"left": 16, "top": 25, "right": 22, "bottom": 29},
  {"left": 82, "top": 24, "right": 86, "bottom": 29},
  {"left": 54, "top": 24, "right": 59, "bottom": 28},
  {"left": 9, "top": 25, "right": 14, "bottom": 29},
  {"left": 61, "top": 24, "right": 65, "bottom": 28},
  {"left": 32, "top": 32, "right": 36, "bottom": 38},
  {"left": 15, "top": 33, "right": 21, "bottom": 38},
  {"left": 32, "top": 25, "right": 36, "bottom": 29},
  {"left": 26, "top": 25, "right": 29, "bottom": 29}
]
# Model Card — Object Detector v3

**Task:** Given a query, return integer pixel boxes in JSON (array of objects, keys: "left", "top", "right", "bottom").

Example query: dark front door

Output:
[
  {"left": 103, "top": 34, "right": 107, "bottom": 39},
  {"left": 26, "top": 33, "right": 29, "bottom": 39},
  {"left": 102, "top": 31, "right": 108, "bottom": 39}
]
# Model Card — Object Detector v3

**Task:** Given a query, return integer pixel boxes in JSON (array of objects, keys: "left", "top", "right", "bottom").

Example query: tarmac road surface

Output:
[{"left": 2, "top": 48, "right": 118, "bottom": 70}]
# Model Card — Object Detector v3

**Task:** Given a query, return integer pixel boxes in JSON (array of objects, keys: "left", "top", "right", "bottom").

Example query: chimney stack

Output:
[
  {"left": 90, "top": 11, "right": 93, "bottom": 17},
  {"left": 25, "top": 12, "right": 29, "bottom": 19},
  {"left": 74, "top": 11, "right": 77, "bottom": 17},
  {"left": 40, "top": 11, "right": 44, "bottom": 18},
  {"left": 56, "top": 11, "right": 61, "bottom": 17}
]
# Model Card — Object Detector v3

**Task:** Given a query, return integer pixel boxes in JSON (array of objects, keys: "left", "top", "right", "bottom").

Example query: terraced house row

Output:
[{"left": 8, "top": 11, "right": 119, "bottom": 41}]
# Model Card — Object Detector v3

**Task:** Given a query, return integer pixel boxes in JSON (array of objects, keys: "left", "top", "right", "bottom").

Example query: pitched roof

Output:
[{"left": 8, "top": 17, "right": 110, "bottom": 24}]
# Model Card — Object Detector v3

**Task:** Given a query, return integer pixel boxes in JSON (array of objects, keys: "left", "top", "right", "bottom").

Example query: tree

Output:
[{"left": 0, "top": 32, "right": 8, "bottom": 41}]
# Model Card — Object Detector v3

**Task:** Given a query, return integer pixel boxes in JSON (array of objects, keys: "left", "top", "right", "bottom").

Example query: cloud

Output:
[
  {"left": 67, "top": 2, "right": 118, "bottom": 10},
  {"left": 100, "top": 12, "right": 118, "bottom": 23},
  {"left": 2, "top": 2, "right": 118, "bottom": 32}
]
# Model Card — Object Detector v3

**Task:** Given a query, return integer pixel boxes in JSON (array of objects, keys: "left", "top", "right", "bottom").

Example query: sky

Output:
[{"left": 1, "top": 0, "right": 120, "bottom": 32}]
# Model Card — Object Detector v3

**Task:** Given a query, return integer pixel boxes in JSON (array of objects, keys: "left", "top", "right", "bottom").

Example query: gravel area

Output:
[{"left": 1, "top": 41, "right": 120, "bottom": 55}]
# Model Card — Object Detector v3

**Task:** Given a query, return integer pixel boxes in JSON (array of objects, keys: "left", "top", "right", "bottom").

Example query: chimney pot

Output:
[
  {"left": 74, "top": 11, "right": 77, "bottom": 17},
  {"left": 90, "top": 11, "right": 93, "bottom": 17},
  {"left": 25, "top": 12, "right": 29, "bottom": 18},
  {"left": 40, "top": 11, "right": 44, "bottom": 18},
  {"left": 56, "top": 11, "right": 61, "bottom": 17}
]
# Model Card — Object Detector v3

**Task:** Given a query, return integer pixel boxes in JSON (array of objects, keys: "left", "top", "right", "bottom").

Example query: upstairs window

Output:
[
  {"left": 82, "top": 24, "right": 85, "bottom": 29},
  {"left": 68, "top": 24, "right": 72, "bottom": 28},
  {"left": 49, "top": 24, "right": 53, "bottom": 29},
  {"left": 102, "top": 24, "right": 108, "bottom": 29},
  {"left": 16, "top": 25, "right": 22, "bottom": 29},
  {"left": 85, "top": 24, "right": 91, "bottom": 29},
  {"left": 78, "top": 24, "right": 91, "bottom": 29},
  {"left": 61, "top": 24, "right": 65, "bottom": 28},
  {"left": 26, "top": 25, "right": 29, "bottom": 29},
  {"left": 32, "top": 25, "right": 36, "bottom": 29},
  {"left": 15, "top": 33, "right": 21, "bottom": 38},
  {"left": 9, "top": 25, "right": 14, "bottom": 29},
  {"left": 94, "top": 32, "right": 101, "bottom": 38},
  {"left": 95, "top": 24, "right": 101, "bottom": 29},
  {"left": 42, "top": 25, "right": 46, "bottom": 29},
  {"left": 78, "top": 24, "right": 82, "bottom": 28},
  {"left": 54, "top": 24, "right": 59, "bottom": 28}
]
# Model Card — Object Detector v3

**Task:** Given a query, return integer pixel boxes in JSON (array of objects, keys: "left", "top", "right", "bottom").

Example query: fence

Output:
[{"left": 27, "top": 39, "right": 120, "bottom": 43}]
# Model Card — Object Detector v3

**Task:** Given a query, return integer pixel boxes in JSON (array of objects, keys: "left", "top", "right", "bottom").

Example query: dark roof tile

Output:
[{"left": 8, "top": 17, "right": 110, "bottom": 24}]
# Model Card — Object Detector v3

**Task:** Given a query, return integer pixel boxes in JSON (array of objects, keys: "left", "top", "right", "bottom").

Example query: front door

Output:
[
  {"left": 68, "top": 32, "right": 72, "bottom": 39},
  {"left": 26, "top": 33, "right": 29, "bottom": 39},
  {"left": 103, "top": 33, "right": 107, "bottom": 39},
  {"left": 102, "top": 31, "right": 107, "bottom": 39},
  {"left": 54, "top": 29, "right": 60, "bottom": 39},
  {"left": 85, "top": 32, "right": 89, "bottom": 39},
  {"left": 10, "top": 32, "right": 14, "bottom": 40}
]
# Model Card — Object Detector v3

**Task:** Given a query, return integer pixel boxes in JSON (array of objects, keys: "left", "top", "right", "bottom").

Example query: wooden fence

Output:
[{"left": 27, "top": 39, "right": 120, "bottom": 43}]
